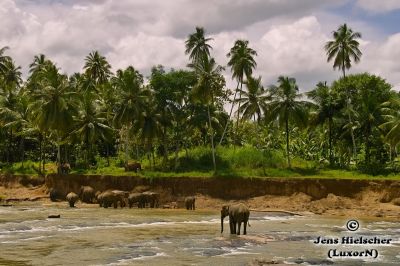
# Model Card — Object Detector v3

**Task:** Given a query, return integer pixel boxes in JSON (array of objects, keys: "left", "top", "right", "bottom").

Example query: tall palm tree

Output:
[
  {"left": 185, "top": 27, "right": 213, "bottom": 63},
  {"left": 267, "top": 76, "right": 308, "bottom": 168},
  {"left": 307, "top": 82, "right": 340, "bottom": 165},
  {"left": 113, "top": 66, "right": 149, "bottom": 164},
  {"left": 84, "top": 51, "right": 112, "bottom": 86},
  {"left": 325, "top": 23, "right": 362, "bottom": 158},
  {"left": 189, "top": 55, "right": 225, "bottom": 171},
  {"left": 220, "top": 40, "right": 257, "bottom": 145},
  {"left": 30, "top": 63, "right": 77, "bottom": 172}
]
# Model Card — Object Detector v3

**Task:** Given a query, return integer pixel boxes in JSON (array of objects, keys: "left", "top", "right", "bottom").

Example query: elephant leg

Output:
[
  {"left": 243, "top": 220, "right": 247, "bottom": 235},
  {"left": 193, "top": 203, "right": 195, "bottom": 210},
  {"left": 233, "top": 222, "right": 237, "bottom": 234},
  {"left": 229, "top": 220, "right": 234, "bottom": 234},
  {"left": 69, "top": 202, "right": 74, "bottom": 207},
  {"left": 113, "top": 201, "right": 118, "bottom": 208},
  {"left": 237, "top": 222, "right": 241, "bottom": 235}
]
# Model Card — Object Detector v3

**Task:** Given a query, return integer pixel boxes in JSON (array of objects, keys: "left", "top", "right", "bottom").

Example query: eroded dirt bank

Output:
[{"left": 1, "top": 174, "right": 400, "bottom": 218}]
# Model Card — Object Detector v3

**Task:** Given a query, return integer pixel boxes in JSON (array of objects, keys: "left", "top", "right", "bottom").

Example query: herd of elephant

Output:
[
  {"left": 50, "top": 186, "right": 196, "bottom": 210},
  {"left": 50, "top": 186, "right": 251, "bottom": 235}
]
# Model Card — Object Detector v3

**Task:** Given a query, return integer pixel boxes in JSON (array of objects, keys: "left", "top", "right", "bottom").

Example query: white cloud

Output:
[
  {"left": 356, "top": 0, "right": 400, "bottom": 13},
  {"left": 0, "top": 0, "right": 398, "bottom": 93}
]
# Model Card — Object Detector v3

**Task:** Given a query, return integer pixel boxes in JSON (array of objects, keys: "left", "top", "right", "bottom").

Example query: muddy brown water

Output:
[{"left": 0, "top": 203, "right": 399, "bottom": 265}]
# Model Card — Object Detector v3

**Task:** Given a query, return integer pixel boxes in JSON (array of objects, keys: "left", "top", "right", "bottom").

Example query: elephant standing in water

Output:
[
  {"left": 66, "top": 192, "right": 79, "bottom": 207},
  {"left": 99, "top": 190, "right": 127, "bottom": 208},
  {"left": 80, "top": 186, "right": 95, "bottom": 203},
  {"left": 142, "top": 192, "right": 160, "bottom": 208},
  {"left": 128, "top": 193, "right": 144, "bottom": 208},
  {"left": 185, "top": 196, "right": 195, "bottom": 210},
  {"left": 221, "top": 203, "right": 250, "bottom": 235}
]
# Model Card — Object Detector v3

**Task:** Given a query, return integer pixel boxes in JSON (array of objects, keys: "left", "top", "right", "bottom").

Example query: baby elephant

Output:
[
  {"left": 128, "top": 193, "right": 144, "bottom": 208},
  {"left": 185, "top": 196, "right": 196, "bottom": 210},
  {"left": 66, "top": 192, "right": 79, "bottom": 207}
]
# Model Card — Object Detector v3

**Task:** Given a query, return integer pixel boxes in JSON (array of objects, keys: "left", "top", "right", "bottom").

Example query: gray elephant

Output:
[
  {"left": 100, "top": 190, "right": 126, "bottom": 208},
  {"left": 142, "top": 191, "right": 160, "bottom": 208},
  {"left": 128, "top": 193, "right": 144, "bottom": 208},
  {"left": 49, "top": 188, "right": 60, "bottom": 202},
  {"left": 221, "top": 203, "right": 250, "bottom": 235},
  {"left": 185, "top": 196, "right": 195, "bottom": 210},
  {"left": 66, "top": 192, "right": 79, "bottom": 207},
  {"left": 80, "top": 186, "right": 95, "bottom": 203}
]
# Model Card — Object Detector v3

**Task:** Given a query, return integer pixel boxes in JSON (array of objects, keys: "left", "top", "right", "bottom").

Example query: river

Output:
[{"left": 0, "top": 203, "right": 399, "bottom": 265}]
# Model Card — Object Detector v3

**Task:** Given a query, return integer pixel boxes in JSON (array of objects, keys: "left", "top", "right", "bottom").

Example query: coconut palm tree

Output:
[
  {"left": 30, "top": 63, "right": 77, "bottom": 172},
  {"left": 113, "top": 66, "right": 149, "bottom": 164},
  {"left": 0, "top": 46, "right": 11, "bottom": 75},
  {"left": 72, "top": 92, "right": 113, "bottom": 167},
  {"left": 236, "top": 76, "right": 268, "bottom": 122},
  {"left": 84, "top": 51, "right": 112, "bottom": 86},
  {"left": 380, "top": 97, "right": 400, "bottom": 153},
  {"left": 189, "top": 55, "right": 225, "bottom": 171},
  {"left": 307, "top": 82, "right": 340, "bottom": 165},
  {"left": 220, "top": 40, "right": 257, "bottom": 145},
  {"left": 325, "top": 23, "right": 362, "bottom": 158},
  {"left": 185, "top": 27, "right": 213, "bottom": 63},
  {"left": 267, "top": 76, "right": 308, "bottom": 168}
]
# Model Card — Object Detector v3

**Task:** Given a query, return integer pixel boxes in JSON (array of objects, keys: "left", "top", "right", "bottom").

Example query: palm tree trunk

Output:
[
  {"left": 328, "top": 117, "right": 333, "bottom": 165},
  {"left": 207, "top": 104, "right": 216, "bottom": 172},
  {"left": 124, "top": 127, "right": 129, "bottom": 165},
  {"left": 219, "top": 81, "right": 239, "bottom": 145},
  {"left": 285, "top": 116, "right": 291, "bottom": 168},
  {"left": 20, "top": 137, "right": 25, "bottom": 169},
  {"left": 235, "top": 82, "right": 244, "bottom": 147},
  {"left": 343, "top": 62, "right": 357, "bottom": 160},
  {"left": 42, "top": 134, "right": 46, "bottom": 173},
  {"left": 57, "top": 135, "right": 61, "bottom": 174},
  {"left": 106, "top": 143, "right": 110, "bottom": 167}
]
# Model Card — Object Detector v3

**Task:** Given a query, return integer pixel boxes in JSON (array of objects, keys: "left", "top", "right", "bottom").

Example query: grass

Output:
[{"left": 1, "top": 146, "right": 400, "bottom": 180}]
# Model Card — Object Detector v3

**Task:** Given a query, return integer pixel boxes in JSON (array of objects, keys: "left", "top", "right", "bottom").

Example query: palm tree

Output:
[
  {"left": 185, "top": 27, "right": 213, "bottom": 63},
  {"left": 235, "top": 76, "right": 269, "bottom": 149},
  {"left": 325, "top": 23, "right": 362, "bottom": 158},
  {"left": 30, "top": 63, "right": 77, "bottom": 173},
  {"left": 72, "top": 92, "right": 113, "bottom": 167},
  {"left": 0, "top": 46, "right": 11, "bottom": 75},
  {"left": 220, "top": 40, "right": 257, "bottom": 145},
  {"left": 84, "top": 51, "right": 112, "bottom": 86},
  {"left": 113, "top": 66, "right": 149, "bottom": 164},
  {"left": 189, "top": 55, "right": 225, "bottom": 171},
  {"left": 267, "top": 76, "right": 308, "bottom": 168},
  {"left": 381, "top": 97, "right": 400, "bottom": 154},
  {"left": 307, "top": 82, "right": 340, "bottom": 165}
]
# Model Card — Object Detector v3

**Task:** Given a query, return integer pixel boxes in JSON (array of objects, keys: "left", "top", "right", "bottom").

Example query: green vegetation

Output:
[{"left": 1, "top": 24, "right": 400, "bottom": 180}]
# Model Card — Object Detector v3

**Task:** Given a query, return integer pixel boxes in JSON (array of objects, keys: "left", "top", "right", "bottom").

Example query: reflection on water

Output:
[{"left": 0, "top": 203, "right": 399, "bottom": 265}]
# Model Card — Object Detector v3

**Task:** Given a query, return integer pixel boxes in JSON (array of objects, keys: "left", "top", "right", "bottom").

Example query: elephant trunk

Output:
[{"left": 221, "top": 216, "right": 224, "bottom": 233}]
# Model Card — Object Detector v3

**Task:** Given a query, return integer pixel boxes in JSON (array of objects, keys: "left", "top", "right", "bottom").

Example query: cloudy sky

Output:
[{"left": 1, "top": 0, "right": 400, "bottom": 91}]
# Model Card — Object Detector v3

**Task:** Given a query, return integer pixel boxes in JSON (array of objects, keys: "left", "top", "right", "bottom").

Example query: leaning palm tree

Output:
[
  {"left": 84, "top": 51, "right": 112, "bottom": 86},
  {"left": 325, "top": 23, "right": 362, "bottom": 158},
  {"left": 185, "top": 27, "right": 213, "bottom": 63},
  {"left": 380, "top": 97, "right": 400, "bottom": 155},
  {"left": 220, "top": 40, "right": 257, "bottom": 145},
  {"left": 267, "top": 76, "right": 308, "bottom": 168},
  {"left": 189, "top": 55, "right": 225, "bottom": 171}
]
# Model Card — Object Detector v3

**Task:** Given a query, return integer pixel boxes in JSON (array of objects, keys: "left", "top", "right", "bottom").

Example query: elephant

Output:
[
  {"left": 142, "top": 191, "right": 160, "bottom": 208},
  {"left": 66, "top": 192, "right": 79, "bottom": 207},
  {"left": 49, "top": 188, "right": 60, "bottom": 202},
  {"left": 80, "top": 186, "right": 95, "bottom": 203},
  {"left": 221, "top": 203, "right": 250, "bottom": 235},
  {"left": 128, "top": 193, "right": 144, "bottom": 208},
  {"left": 185, "top": 196, "right": 195, "bottom": 210},
  {"left": 124, "top": 162, "right": 142, "bottom": 172},
  {"left": 60, "top": 163, "right": 71, "bottom": 174},
  {"left": 99, "top": 190, "right": 126, "bottom": 208}
]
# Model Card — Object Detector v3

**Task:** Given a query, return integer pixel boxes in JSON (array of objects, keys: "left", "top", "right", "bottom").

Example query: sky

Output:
[{"left": 1, "top": 0, "right": 400, "bottom": 92}]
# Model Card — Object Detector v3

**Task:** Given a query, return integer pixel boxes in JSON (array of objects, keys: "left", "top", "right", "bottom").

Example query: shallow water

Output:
[{"left": 0, "top": 204, "right": 399, "bottom": 265}]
